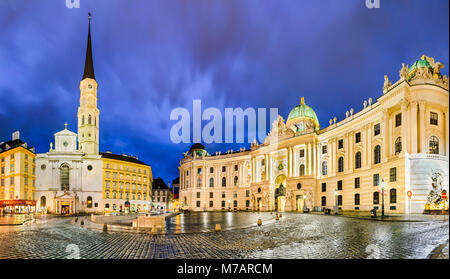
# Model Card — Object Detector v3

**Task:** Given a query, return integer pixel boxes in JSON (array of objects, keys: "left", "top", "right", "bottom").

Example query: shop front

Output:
[{"left": 0, "top": 200, "right": 36, "bottom": 214}]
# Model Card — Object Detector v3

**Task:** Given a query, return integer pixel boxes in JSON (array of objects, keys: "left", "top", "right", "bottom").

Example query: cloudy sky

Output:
[{"left": 0, "top": 0, "right": 448, "bottom": 184}]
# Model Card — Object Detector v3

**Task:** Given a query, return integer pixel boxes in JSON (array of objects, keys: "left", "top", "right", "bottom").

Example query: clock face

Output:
[{"left": 63, "top": 141, "right": 68, "bottom": 147}]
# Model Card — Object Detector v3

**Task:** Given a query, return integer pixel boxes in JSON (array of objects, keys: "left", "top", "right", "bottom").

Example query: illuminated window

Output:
[
  {"left": 395, "top": 137, "right": 402, "bottom": 154},
  {"left": 374, "top": 145, "right": 381, "bottom": 164},
  {"left": 430, "top": 112, "right": 438, "bottom": 125},
  {"left": 354, "top": 194, "right": 360, "bottom": 205},
  {"left": 395, "top": 113, "right": 402, "bottom": 127},
  {"left": 338, "top": 157, "right": 344, "bottom": 172},
  {"left": 355, "top": 152, "right": 361, "bottom": 169},
  {"left": 429, "top": 136, "right": 439, "bottom": 154}
]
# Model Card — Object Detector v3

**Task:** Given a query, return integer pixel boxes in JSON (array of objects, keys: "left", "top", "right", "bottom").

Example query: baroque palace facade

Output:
[
  {"left": 179, "top": 55, "right": 449, "bottom": 214},
  {"left": 34, "top": 15, "right": 153, "bottom": 215}
]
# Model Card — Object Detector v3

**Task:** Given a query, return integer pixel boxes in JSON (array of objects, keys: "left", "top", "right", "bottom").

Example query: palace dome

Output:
[
  {"left": 286, "top": 97, "right": 320, "bottom": 133},
  {"left": 409, "top": 55, "right": 433, "bottom": 73},
  {"left": 189, "top": 143, "right": 205, "bottom": 153}
]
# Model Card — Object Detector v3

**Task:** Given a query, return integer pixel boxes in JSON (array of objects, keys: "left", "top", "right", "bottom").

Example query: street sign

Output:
[
  {"left": 442, "top": 192, "right": 447, "bottom": 199},
  {"left": 407, "top": 190, "right": 412, "bottom": 199}
]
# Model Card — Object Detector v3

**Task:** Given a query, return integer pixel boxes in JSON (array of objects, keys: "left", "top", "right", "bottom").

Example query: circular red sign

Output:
[
  {"left": 442, "top": 192, "right": 447, "bottom": 199},
  {"left": 407, "top": 190, "right": 412, "bottom": 199}
]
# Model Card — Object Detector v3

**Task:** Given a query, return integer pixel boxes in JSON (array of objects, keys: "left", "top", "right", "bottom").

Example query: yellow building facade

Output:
[
  {"left": 179, "top": 55, "right": 449, "bottom": 214},
  {"left": 101, "top": 152, "right": 153, "bottom": 213},
  {"left": 0, "top": 132, "right": 36, "bottom": 214}
]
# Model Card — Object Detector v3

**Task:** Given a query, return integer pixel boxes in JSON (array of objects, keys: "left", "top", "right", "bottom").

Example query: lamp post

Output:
[
  {"left": 380, "top": 179, "right": 386, "bottom": 218},
  {"left": 334, "top": 189, "right": 339, "bottom": 215}
]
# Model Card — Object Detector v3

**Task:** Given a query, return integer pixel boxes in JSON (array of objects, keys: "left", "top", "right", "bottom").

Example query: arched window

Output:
[
  {"left": 321, "top": 196, "right": 326, "bottom": 206},
  {"left": 95, "top": 116, "right": 97, "bottom": 127},
  {"left": 222, "top": 177, "right": 226, "bottom": 187},
  {"left": 390, "top": 189, "right": 397, "bottom": 204},
  {"left": 40, "top": 196, "right": 46, "bottom": 207},
  {"left": 88, "top": 114, "right": 92, "bottom": 125},
  {"left": 374, "top": 145, "right": 381, "bottom": 164},
  {"left": 87, "top": 196, "right": 93, "bottom": 208},
  {"left": 82, "top": 115, "right": 85, "bottom": 125},
  {"left": 395, "top": 137, "right": 402, "bottom": 155},
  {"left": 60, "top": 164, "right": 69, "bottom": 191},
  {"left": 234, "top": 176, "right": 238, "bottom": 186},
  {"left": 338, "top": 157, "right": 344, "bottom": 172},
  {"left": 209, "top": 178, "right": 214, "bottom": 187},
  {"left": 355, "top": 152, "right": 361, "bottom": 169},
  {"left": 322, "top": 161, "right": 328, "bottom": 176},
  {"left": 105, "top": 203, "right": 110, "bottom": 209},
  {"left": 429, "top": 136, "right": 439, "bottom": 154},
  {"left": 354, "top": 194, "right": 360, "bottom": 205},
  {"left": 299, "top": 164, "right": 305, "bottom": 176}
]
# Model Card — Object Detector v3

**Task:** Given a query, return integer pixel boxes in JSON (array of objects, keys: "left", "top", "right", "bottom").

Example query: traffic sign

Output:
[
  {"left": 407, "top": 190, "right": 412, "bottom": 199},
  {"left": 442, "top": 192, "right": 447, "bottom": 199}
]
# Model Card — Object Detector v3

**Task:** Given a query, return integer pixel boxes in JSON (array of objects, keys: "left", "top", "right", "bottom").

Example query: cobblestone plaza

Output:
[{"left": 0, "top": 213, "right": 448, "bottom": 259}]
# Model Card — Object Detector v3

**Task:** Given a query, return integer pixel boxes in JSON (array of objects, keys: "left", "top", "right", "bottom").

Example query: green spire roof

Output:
[
  {"left": 409, "top": 55, "right": 432, "bottom": 74},
  {"left": 286, "top": 97, "right": 320, "bottom": 132}
]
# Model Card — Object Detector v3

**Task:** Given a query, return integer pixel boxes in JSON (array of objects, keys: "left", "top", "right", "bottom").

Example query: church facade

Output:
[
  {"left": 179, "top": 55, "right": 449, "bottom": 214},
  {"left": 35, "top": 16, "right": 153, "bottom": 215}
]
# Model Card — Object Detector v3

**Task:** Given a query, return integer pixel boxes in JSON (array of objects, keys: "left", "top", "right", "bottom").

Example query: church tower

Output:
[{"left": 78, "top": 13, "right": 99, "bottom": 155}]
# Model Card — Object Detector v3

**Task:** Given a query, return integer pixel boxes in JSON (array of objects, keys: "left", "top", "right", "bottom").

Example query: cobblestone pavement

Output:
[
  {"left": 437, "top": 241, "right": 449, "bottom": 259},
  {"left": 0, "top": 213, "right": 448, "bottom": 259}
]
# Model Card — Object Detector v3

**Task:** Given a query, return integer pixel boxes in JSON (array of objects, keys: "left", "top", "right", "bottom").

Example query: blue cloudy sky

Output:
[{"left": 0, "top": 0, "right": 448, "bottom": 184}]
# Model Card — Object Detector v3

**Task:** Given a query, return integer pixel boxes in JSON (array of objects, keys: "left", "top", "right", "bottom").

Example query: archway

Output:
[{"left": 274, "top": 175, "right": 287, "bottom": 212}]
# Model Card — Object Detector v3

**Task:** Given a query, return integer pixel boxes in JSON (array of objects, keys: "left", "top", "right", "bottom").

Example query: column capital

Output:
[{"left": 418, "top": 100, "right": 426, "bottom": 108}]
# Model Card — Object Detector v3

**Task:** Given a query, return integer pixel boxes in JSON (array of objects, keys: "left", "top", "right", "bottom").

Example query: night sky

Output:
[{"left": 0, "top": 0, "right": 448, "bottom": 185}]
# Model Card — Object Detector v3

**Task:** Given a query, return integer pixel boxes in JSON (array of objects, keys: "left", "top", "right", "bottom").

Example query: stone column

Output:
[
  {"left": 349, "top": 132, "right": 354, "bottom": 171},
  {"left": 313, "top": 142, "right": 316, "bottom": 176},
  {"left": 446, "top": 108, "right": 449, "bottom": 156},
  {"left": 401, "top": 99, "right": 409, "bottom": 154},
  {"left": 367, "top": 125, "right": 372, "bottom": 168},
  {"left": 307, "top": 143, "right": 312, "bottom": 176},
  {"left": 419, "top": 101, "right": 426, "bottom": 153},
  {"left": 411, "top": 101, "right": 418, "bottom": 154},
  {"left": 382, "top": 109, "right": 389, "bottom": 162}
]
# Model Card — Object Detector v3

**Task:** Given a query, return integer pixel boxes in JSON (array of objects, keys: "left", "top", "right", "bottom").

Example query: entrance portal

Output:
[
  {"left": 296, "top": 195, "right": 304, "bottom": 212},
  {"left": 274, "top": 175, "right": 287, "bottom": 212},
  {"left": 61, "top": 202, "right": 70, "bottom": 215}
]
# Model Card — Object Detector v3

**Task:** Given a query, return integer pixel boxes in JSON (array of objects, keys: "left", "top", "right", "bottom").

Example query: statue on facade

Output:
[
  {"left": 399, "top": 63, "right": 409, "bottom": 80},
  {"left": 383, "top": 75, "right": 392, "bottom": 92}
]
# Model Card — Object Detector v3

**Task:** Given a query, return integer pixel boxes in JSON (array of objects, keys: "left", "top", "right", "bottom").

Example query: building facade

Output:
[
  {"left": 152, "top": 178, "right": 171, "bottom": 211},
  {"left": 0, "top": 132, "right": 36, "bottom": 214},
  {"left": 179, "top": 55, "right": 449, "bottom": 214},
  {"left": 35, "top": 15, "right": 152, "bottom": 215}
]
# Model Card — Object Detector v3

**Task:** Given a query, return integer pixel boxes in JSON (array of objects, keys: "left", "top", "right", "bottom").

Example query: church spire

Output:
[{"left": 82, "top": 12, "right": 95, "bottom": 80}]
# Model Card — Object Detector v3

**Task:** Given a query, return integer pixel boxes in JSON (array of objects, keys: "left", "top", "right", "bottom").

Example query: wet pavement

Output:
[{"left": 0, "top": 212, "right": 448, "bottom": 259}]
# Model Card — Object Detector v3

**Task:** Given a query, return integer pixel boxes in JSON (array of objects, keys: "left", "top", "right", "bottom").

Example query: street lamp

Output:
[
  {"left": 380, "top": 179, "right": 386, "bottom": 218},
  {"left": 334, "top": 189, "right": 339, "bottom": 215}
]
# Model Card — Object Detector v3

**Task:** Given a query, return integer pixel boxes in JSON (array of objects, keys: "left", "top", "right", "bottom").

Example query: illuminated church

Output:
[
  {"left": 179, "top": 55, "right": 449, "bottom": 214},
  {"left": 35, "top": 15, "right": 153, "bottom": 214}
]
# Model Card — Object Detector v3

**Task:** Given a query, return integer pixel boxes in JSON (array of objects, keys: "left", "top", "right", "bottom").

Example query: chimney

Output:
[{"left": 12, "top": 131, "right": 20, "bottom": 140}]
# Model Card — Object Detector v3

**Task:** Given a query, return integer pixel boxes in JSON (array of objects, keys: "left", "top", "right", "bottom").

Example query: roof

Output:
[
  {"left": 189, "top": 143, "right": 205, "bottom": 153},
  {"left": 172, "top": 177, "right": 180, "bottom": 185},
  {"left": 82, "top": 14, "right": 95, "bottom": 80},
  {"left": 152, "top": 178, "right": 169, "bottom": 190},
  {"left": 286, "top": 97, "right": 320, "bottom": 132},
  {"left": 100, "top": 152, "right": 150, "bottom": 166},
  {"left": 0, "top": 139, "right": 35, "bottom": 155}
]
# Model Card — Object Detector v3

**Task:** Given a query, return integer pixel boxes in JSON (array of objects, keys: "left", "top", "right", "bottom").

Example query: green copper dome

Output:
[
  {"left": 409, "top": 55, "right": 432, "bottom": 73},
  {"left": 286, "top": 97, "right": 320, "bottom": 132}
]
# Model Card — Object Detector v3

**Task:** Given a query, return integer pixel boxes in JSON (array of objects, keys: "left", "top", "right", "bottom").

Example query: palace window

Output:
[
  {"left": 337, "top": 180, "right": 343, "bottom": 191},
  {"left": 429, "top": 136, "right": 439, "bottom": 154},
  {"left": 395, "top": 137, "right": 402, "bottom": 155},
  {"left": 88, "top": 114, "right": 92, "bottom": 125},
  {"left": 321, "top": 183, "right": 326, "bottom": 192},
  {"left": 374, "top": 145, "right": 381, "bottom": 164},
  {"left": 299, "top": 164, "right": 305, "bottom": 176},
  {"left": 395, "top": 113, "right": 402, "bottom": 127},
  {"left": 234, "top": 176, "right": 238, "bottom": 186},
  {"left": 373, "top": 192, "right": 379, "bottom": 204},
  {"left": 338, "top": 139, "right": 344, "bottom": 149},
  {"left": 209, "top": 178, "right": 214, "bottom": 187},
  {"left": 234, "top": 191, "right": 238, "bottom": 198},
  {"left": 221, "top": 200, "right": 226, "bottom": 208},
  {"left": 338, "top": 195, "right": 342, "bottom": 206},
  {"left": 355, "top": 132, "right": 361, "bottom": 143},
  {"left": 246, "top": 190, "right": 250, "bottom": 197},
  {"left": 210, "top": 192, "right": 213, "bottom": 199},
  {"left": 321, "top": 196, "right": 326, "bottom": 206},
  {"left": 196, "top": 192, "right": 201, "bottom": 199},
  {"left": 390, "top": 167, "right": 397, "bottom": 182},
  {"left": 338, "top": 157, "right": 344, "bottom": 172},
  {"left": 41, "top": 196, "right": 46, "bottom": 207},
  {"left": 196, "top": 201, "right": 201, "bottom": 207},
  {"left": 209, "top": 201, "right": 213, "bottom": 208},
  {"left": 222, "top": 177, "right": 226, "bottom": 187},
  {"left": 222, "top": 166, "right": 226, "bottom": 172},
  {"left": 82, "top": 115, "right": 85, "bottom": 125},
  {"left": 322, "top": 145, "right": 327, "bottom": 154},
  {"left": 430, "top": 112, "right": 438, "bottom": 125},
  {"left": 355, "top": 152, "right": 362, "bottom": 169},
  {"left": 86, "top": 196, "right": 93, "bottom": 208},
  {"left": 300, "top": 149, "right": 305, "bottom": 158},
  {"left": 222, "top": 192, "right": 226, "bottom": 198},
  {"left": 210, "top": 167, "right": 214, "bottom": 173},
  {"left": 60, "top": 164, "right": 70, "bottom": 191},
  {"left": 373, "top": 174, "right": 379, "bottom": 186},
  {"left": 246, "top": 200, "right": 250, "bottom": 207},
  {"left": 374, "top": 123, "right": 380, "bottom": 136},
  {"left": 355, "top": 177, "right": 360, "bottom": 189},
  {"left": 234, "top": 165, "right": 238, "bottom": 171},
  {"left": 390, "top": 189, "right": 397, "bottom": 204},
  {"left": 197, "top": 178, "right": 201, "bottom": 187},
  {"left": 322, "top": 161, "right": 328, "bottom": 176},
  {"left": 233, "top": 200, "right": 238, "bottom": 208},
  {"left": 197, "top": 168, "right": 202, "bottom": 174},
  {"left": 355, "top": 194, "right": 360, "bottom": 205}
]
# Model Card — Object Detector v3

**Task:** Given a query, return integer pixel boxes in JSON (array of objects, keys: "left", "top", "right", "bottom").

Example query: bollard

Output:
[
  {"left": 275, "top": 214, "right": 279, "bottom": 221},
  {"left": 80, "top": 220, "right": 84, "bottom": 226},
  {"left": 214, "top": 223, "right": 222, "bottom": 232},
  {"left": 279, "top": 213, "right": 282, "bottom": 218},
  {"left": 74, "top": 217, "right": 78, "bottom": 223},
  {"left": 257, "top": 219, "right": 262, "bottom": 226},
  {"left": 103, "top": 223, "right": 108, "bottom": 232}
]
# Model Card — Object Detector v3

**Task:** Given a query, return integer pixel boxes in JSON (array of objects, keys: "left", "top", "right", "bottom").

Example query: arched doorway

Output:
[{"left": 274, "top": 175, "right": 286, "bottom": 212}]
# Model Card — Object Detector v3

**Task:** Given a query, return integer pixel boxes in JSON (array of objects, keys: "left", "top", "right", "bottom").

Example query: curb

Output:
[
  {"left": 0, "top": 219, "right": 32, "bottom": 226},
  {"left": 309, "top": 212, "right": 442, "bottom": 222}
]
